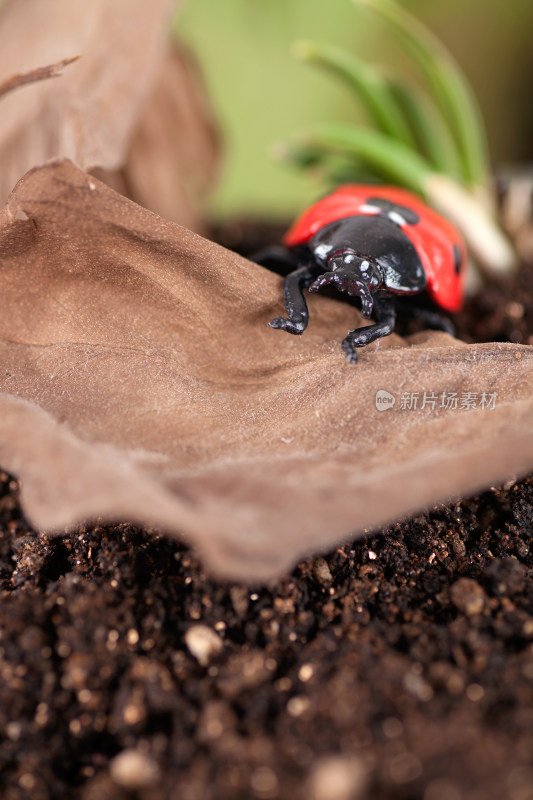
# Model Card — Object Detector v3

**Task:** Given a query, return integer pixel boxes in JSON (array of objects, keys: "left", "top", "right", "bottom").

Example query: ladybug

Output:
[{"left": 258, "top": 185, "right": 466, "bottom": 363}]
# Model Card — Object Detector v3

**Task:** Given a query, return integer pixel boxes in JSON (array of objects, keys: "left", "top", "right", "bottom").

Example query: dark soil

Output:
[{"left": 1, "top": 223, "right": 532, "bottom": 800}]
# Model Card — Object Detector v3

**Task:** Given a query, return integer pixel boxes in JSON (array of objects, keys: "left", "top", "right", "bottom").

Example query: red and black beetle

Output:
[{"left": 257, "top": 184, "right": 466, "bottom": 363}]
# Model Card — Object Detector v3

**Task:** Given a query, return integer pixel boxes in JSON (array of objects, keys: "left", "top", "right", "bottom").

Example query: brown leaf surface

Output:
[
  {"left": 92, "top": 44, "right": 220, "bottom": 232},
  {"left": 0, "top": 0, "right": 219, "bottom": 230},
  {"left": 1, "top": 161, "right": 532, "bottom": 580}
]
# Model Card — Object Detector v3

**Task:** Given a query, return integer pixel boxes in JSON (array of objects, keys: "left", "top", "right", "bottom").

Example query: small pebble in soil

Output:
[
  {"left": 184, "top": 624, "right": 223, "bottom": 666},
  {"left": 298, "top": 663, "right": 315, "bottom": 682},
  {"left": 450, "top": 577, "right": 487, "bottom": 616},
  {"left": 313, "top": 557, "right": 333, "bottom": 584},
  {"left": 308, "top": 755, "right": 368, "bottom": 800},
  {"left": 250, "top": 766, "right": 279, "bottom": 798},
  {"left": 109, "top": 748, "right": 160, "bottom": 790}
]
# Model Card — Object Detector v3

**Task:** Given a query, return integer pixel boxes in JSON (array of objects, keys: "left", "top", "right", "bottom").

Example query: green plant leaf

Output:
[
  {"left": 388, "top": 78, "right": 462, "bottom": 179},
  {"left": 274, "top": 139, "right": 378, "bottom": 185},
  {"left": 293, "top": 40, "right": 415, "bottom": 148},
  {"left": 353, "top": 0, "right": 489, "bottom": 187},
  {"left": 286, "top": 123, "right": 434, "bottom": 194}
]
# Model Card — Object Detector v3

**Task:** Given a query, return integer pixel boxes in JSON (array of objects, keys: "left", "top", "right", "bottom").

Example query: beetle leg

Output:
[
  {"left": 252, "top": 245, "right": 302, "bottom": 273},
  {"left": 270, "top": 264, "right": 323, "bottom": 335},
  {"left": 342, "top": 296, "right": 397, "bottom": 364},
  {"left": 411, "top": 307, "right": 455, "bottom": 336}
]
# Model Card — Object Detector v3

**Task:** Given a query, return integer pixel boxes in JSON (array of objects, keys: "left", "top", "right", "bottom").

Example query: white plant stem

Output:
[{"left": 424, "top": 173, "right": 517, "bottom": 278}]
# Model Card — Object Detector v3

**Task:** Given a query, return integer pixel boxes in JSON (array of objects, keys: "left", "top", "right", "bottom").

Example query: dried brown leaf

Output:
[
  {"left": 0, "top": 0, "right": 189, "bottom": 204},
  {"left": 0, "top": 161, "right": 532, "bottom": 580},
  {"left": 92, "top": 44, "right": 220, "bottom": 232}
]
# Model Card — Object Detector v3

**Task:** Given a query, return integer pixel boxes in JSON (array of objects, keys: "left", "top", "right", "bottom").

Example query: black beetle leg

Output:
[
  {"left": 252, "top": 245, "right": 302, "bottom": 272},
  {"left": 342, "top": 296, "right": 397, "bottom": 364},
  {"left": 270, "top": 264, "right": 323, "bottom": 335},
  {"left": 411, "top": 307, "right": 455, "bottom": 336}
]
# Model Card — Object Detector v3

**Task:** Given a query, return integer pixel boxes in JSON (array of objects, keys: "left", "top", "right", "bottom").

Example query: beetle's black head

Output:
[{"left": 308, "top": 248, "right": 383, "bottom": 318}]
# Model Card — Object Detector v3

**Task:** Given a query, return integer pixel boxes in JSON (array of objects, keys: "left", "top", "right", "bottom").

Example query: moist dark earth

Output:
[{"left": 1, "top": 227, "right": 533, "bottom": 800}]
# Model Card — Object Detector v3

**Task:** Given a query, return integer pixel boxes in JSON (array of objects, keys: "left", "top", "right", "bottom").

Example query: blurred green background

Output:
[{"left": 175, "top": 0, "right": 533, "bottom": 220}]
